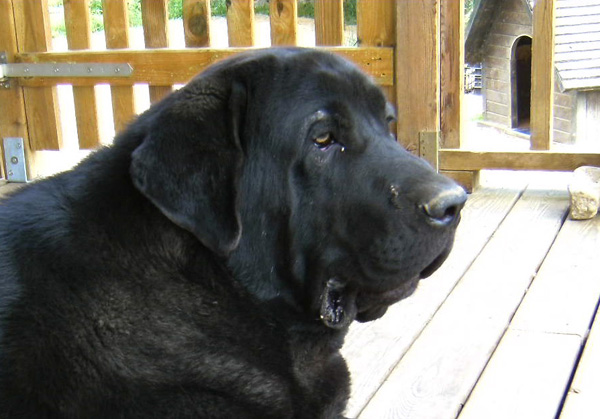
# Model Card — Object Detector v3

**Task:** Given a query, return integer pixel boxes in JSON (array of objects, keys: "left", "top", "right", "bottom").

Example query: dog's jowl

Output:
[{"left": 0, "top": 48, "right": 466, "bottom": 418}]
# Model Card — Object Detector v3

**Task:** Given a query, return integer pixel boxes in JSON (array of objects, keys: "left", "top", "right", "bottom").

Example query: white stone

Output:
[{"left": 568, "top": 166, "right": 600, "bottom": 220}]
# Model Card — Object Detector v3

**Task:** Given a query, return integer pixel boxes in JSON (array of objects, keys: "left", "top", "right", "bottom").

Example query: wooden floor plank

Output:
[
  {"left": 560, "top": 305, "right": 600, "bottom": 419},
  {"left": 357, "top": 181, "right": 569, "bottom": 419},
  {"left": 459, "top": 330, "right": 581, "bottom": 419},
  {"left": 458, "top": 215, "right": 600, "bottom": 419},
  {"left": 343, "top": 185, "right": 525, "bottom": 417},
  {"left": 510, "top": 215, "right": 600, "bottom": 336}
]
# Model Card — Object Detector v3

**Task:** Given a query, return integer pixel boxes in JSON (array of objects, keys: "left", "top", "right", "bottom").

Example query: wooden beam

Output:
[
  {"left": 13, "top": 0, "right": 63, "bottom": 151},
  {"left": 396, "top": 0, "right": 440, "bottom": 154},
  {"left": 226, "top": 0, "right": 255, "bottom": 47},
  {"left": 14, "top": 48, "right": 395, "bottom": 87},
  {"left": 440, "top": 149, "right": 600, "bottom": 172},
  {"left": 357, "top": 0, "right": 395, "bottom": 47},
  {"left": 183, "top": 0, "right": 211, "bottom": 47},
  {"left": 102, "top": 0, "right": 136, "bottom": 134},
  {"left": 357, "top": 0, "right": 395, "bottom": 105},
  {"left": 270, "top": 0, "right": 297, "bottom": 46},
  {"left": 440, "top": 0, "right": 464, "bottom": 149},
  {"left": 0, "top": 0, "right": 37, "bottom": 178},
  {"left": 314, "top": 0, "right": 344, "bottom": 46},
  {"left": 530, "top": 0, "right": 556, "bottom": 150},
  {"left": 64, "top": 0, "right": 102, "bottom": 149},
  {"left": 141, "top": 0, "right": 172, "bottom": 103}
]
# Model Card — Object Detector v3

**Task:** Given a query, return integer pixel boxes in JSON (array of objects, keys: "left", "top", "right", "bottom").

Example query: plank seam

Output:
[
  {"left": 555, "top": 297, "right": 600, "bottom": 416},
  {"left": 457, "top": 200, "right": 569, "bottom": 419}
]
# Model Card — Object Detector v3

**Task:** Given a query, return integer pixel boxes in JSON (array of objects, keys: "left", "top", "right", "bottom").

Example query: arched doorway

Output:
[{"left": 511, "top": 36, "right": 532, "bottom": 132}]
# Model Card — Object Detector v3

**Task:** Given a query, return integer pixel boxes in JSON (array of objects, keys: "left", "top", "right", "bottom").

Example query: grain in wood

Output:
[
  {"left": 396, "top": 0, "right": 439, "bottom": 154},
  {"left": 16, "top": 48, "right": 395, "bottom": 88},
  {"left": 183, "top": 0, "right": 210, "bottom": 47},
  {"left": 12, "top": 0, "right": 63, "bottom": 151},
  {"left": 141, "top": 0, "right": 172, "bottom": 103},
  {"left": 314, "top": 0, "right": 343, "bottom": 46},
  {"left": 64, "top": 0, "right": 101, "bottom": 149},
  {"left": 102, "top": 0, "right": 136, "bottom": 134},
  {"left": 530, "top": 0, "right": 556, "bottom": 150},
  {"left": 226, "top": 0, "right": 255, "bottom": 47},
  {"left": 270, "top": 0, "right": 297, "bottom": 46}
]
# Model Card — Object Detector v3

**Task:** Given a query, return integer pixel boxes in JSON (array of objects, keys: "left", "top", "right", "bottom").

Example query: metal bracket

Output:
[
  {"left": 0, "top": 62, "right": 132, "bottom": 79},
  {"left": 0, "top": 52, "right": 132, "bottom": 88},
  {"left": 3, "top": 138, "right": 28, "bottom": 183}
]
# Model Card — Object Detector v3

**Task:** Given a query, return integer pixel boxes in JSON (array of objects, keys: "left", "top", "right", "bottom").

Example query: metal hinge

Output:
[
  {"left": 3, "top": 137, "right": 28, "bottom": 183},
  {"left": 0, "top": 52, "right": 132, "bottom": 89}
]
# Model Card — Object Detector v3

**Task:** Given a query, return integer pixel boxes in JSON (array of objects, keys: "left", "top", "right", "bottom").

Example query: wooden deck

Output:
[
  {"left": 2, "top": 172, "right": 599, "bottom": 418},
  {"left": 343, "top": 171, "right": 600, "bottom": 419}
]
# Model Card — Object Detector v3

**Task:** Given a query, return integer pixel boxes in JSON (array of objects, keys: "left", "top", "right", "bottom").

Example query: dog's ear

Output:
[{"left": 130, "top": 76, "right": 247, "bottom": 257}]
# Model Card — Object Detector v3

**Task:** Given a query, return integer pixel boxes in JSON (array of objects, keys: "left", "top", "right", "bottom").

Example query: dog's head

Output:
[{"left": 130, "top": 48, "right": 466, "bottom": 329}]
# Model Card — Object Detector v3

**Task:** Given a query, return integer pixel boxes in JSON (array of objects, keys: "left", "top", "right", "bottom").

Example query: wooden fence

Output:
[{"left": 1, "top": 0, "right": 599, "bottom": 187}]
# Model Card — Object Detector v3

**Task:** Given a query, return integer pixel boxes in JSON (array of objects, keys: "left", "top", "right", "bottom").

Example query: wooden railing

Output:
[
  {"left": 0, "top": 0, "right": 396, "bottom": 179},
  {"left": 1, "top": 0, "right": 597, "bottom": 187}
]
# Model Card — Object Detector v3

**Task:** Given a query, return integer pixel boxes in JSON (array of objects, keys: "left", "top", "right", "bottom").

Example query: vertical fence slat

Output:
[
  {"left": 0, "top": 0, "right": 37, "bottom": 178},
  {"left": 227, "top": 0, "right": 255, "bottom": 47},
  {"left": 270, "top": 0, "right": 297, "bottom": 46},
  {"left": 102, "top": 0, "right": 136, "bottom": 134},
  {"left": 396, "top": 0, "right": 440, "bottom": 156},
  {"left": 141, "top": 0, "right": 172, "bottom": 103},
  {"left": 440, "top": 0, "right": 464, "bottom": 149},
  {"left": 314, "top": 0, "right": 343, "bottom": 46},
  {"left": 183, "top": 0, "right": 211, "bottom": 47},
  {"left": 13, "top": 0, "right": 62, "bottom": 150},
  {"left": 64, "top": 0, "right": 101, "bottom": 149},
  {"left": 531, "top": 0, "right": 556, "bottom": 150},
  {"left": 357, "top": 0, "right": 396, "bottom": 106}
]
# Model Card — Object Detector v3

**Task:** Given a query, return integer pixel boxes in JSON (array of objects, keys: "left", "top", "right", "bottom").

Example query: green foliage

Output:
[
  {"left": 211, "top": 0, "right": 228, "bottom": 16},
  {"left": 168, "top": 0, "right": 183, "bottom": 19}
]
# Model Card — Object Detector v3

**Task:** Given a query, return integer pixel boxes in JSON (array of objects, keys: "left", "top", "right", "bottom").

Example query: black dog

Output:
[{"left": 0, "top": 48, "right": 466, "bottom": 418}]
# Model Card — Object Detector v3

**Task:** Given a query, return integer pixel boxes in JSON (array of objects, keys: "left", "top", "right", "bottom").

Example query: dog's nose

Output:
[{"left": 420, "top": 185, "right": 467, "bottom": 227}]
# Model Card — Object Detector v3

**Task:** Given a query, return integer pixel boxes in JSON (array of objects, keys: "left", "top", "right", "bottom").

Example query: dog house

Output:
[{"left": 466, "top": 0, "right": 600, "bottom": 145}]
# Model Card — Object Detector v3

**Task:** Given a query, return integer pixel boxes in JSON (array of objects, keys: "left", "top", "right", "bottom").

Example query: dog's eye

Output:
[{"left": 314, "top": 132, "right": 336, "bottom": 149}]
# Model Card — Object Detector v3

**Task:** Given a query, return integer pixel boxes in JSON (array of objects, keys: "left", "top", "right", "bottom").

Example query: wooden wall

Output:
[
  {"left": 480, "top": 0, "right": 575, "bottom": 144},
  {"left": 576, "top": 91, "right": 600, "bottom": 146}
]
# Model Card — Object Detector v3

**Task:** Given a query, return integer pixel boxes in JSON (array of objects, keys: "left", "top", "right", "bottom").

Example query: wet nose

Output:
[{"left": 420, "top": 184, "right": 467, "bottom": 227}]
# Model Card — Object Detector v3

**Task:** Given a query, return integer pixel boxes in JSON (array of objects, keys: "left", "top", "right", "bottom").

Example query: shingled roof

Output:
[
  {"left": 465, "top": 0, "right": 600, "bottom": 91},
  {"left": 555, "top": 0, "right": 600, "bottom": 90}
]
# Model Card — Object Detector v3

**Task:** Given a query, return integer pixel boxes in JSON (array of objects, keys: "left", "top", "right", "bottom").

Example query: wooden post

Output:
[
  {"left": 0, "top": 0, "right": 38, "bottom": 178},
  {"left": 530, "top": 0, "right": 556, "bottom": 150},
  {"left": 183, "top": 0, "right": 211, "bottom": 47},
  {"left": 270, "top": 0, "right": 297, "bottom": 46},
  {"left": 357, "top": 0, "right": 396, "bottom": 115},
  {"left": 227, "top": 0, "right": 255, "bottom": 47},
  {"left": 315, "top": 0, "right": 343, "bottom": 46},
  {"left": 396, "top": 0, "right": 440, "bottom": 155},
  {"left": 102, "top": 0, "right": 136, "bottom": 134},
  {"left": 141, "top": 0, "right": 172, "bottom": 103},
  {"left": 64, "top": 0, "right": 101, "bottom": 149},
  {"left": 13, "top": 0, "right": 63, "bottom": 151},
  {"left": 440, "top": 0, "right": 464, "bottom": 149}
]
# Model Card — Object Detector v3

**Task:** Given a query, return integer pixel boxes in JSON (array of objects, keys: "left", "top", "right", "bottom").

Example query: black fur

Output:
[{"left": 0, "top": 48, "right": 465, "bottom": 418}]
